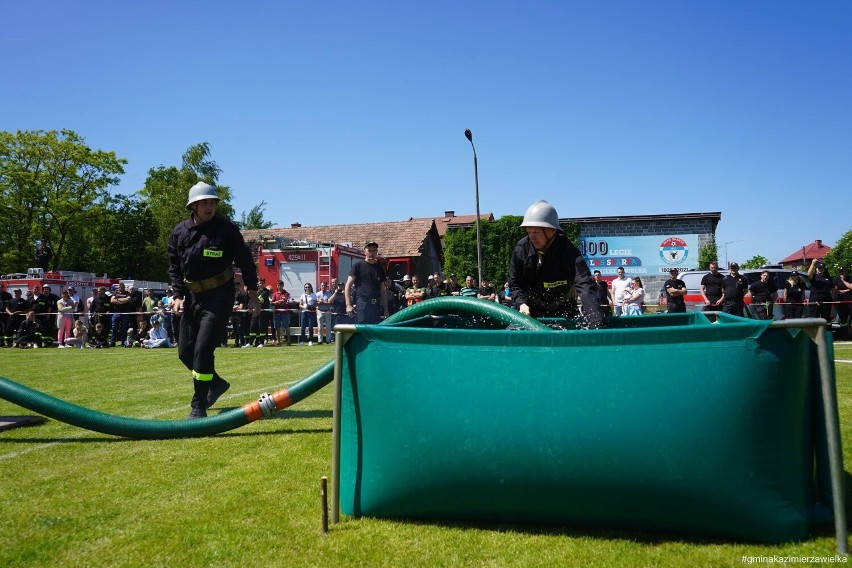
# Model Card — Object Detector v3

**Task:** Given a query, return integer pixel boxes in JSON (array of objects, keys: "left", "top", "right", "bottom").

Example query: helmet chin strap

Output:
[{"left": 534, "top": 228, "right": 557, "bottom": 252}]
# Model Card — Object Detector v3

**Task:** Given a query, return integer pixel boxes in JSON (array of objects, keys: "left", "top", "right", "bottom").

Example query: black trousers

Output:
[{"left": 178, "top": 285, "right": 232, "bottom": 379}]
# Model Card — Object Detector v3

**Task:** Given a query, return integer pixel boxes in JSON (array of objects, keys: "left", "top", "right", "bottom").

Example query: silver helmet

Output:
[
  {"left": 520, "top": 200, "right": 560, "bottom": 231},
  {"left": 185, "top": 182, "right": 219, "bottom": 210}
]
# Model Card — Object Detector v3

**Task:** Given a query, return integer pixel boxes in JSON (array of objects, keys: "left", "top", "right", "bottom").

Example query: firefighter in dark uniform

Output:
[
  {"left": 344, "top": 241, "right": 388, "bottom": 324},
  {"left": 508, "top": 200, "right": 604, "bottom": 329},
  {"left": 747, "top": 270, "right": 778, "bottom": 320},
  {"left": 168, "top": 182, "right": 260, "bottom": 419},
  {"left": 807, "top": 259, "right": 836, "bottom": 322},
  {"left": 720, "top": 262, "right": 749, "bottom": 317}
]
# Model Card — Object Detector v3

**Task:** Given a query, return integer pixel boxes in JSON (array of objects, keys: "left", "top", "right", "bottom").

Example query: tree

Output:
[
  {"left": 741, "top": 255, "right": 769, "bottom": 269},
  {"left": 0, "top": 129, "right": 126, "bottom": 273},
  {"left": 697, "top": 240, "right": 719, "bottom": 270},
  {"left": 238, "top": 201, "right": 275, "bottom": 230},
  {"left": 138, "top": 143, "right": 234, "bottom": 280},
  {"left": 825, "top": 227, "right": 852, "bottom": 272},
  {"left": 90, "top": 195, "right": 158, "bottom": 279}
]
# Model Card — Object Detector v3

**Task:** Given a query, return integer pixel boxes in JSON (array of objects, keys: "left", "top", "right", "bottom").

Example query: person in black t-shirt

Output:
[
  {"left": 700, "top": 261, "right": 725, "bottom": 311},
  {"left": 721, "top": 263, "right": 749, "bottom": 317},
  {"left": 345, "top": 242, "right": 388, "bottom": 324},
  {"left": 807, "top": 259, "right": 836, "bottom": 321},
  {"left": 747, "top": 271, "right": 778, "bottom": 320},
  {"left": 663, "top": 268, "right": 687, "bottom": 313},
  {"left": 783, "top": 271, "right": 808, "bottom": 320},
  {"left": 592, "top": 270, "right": 613, "bottom": 316}
]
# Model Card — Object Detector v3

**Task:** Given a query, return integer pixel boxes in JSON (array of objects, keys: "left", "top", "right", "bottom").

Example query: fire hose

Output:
[{"left": 0, "top": 297, "right": 545, "bottom": 439}]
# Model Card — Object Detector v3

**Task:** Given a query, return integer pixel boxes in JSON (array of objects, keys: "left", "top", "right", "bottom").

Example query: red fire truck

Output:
[
  {"left": 0, "top": 268, "right": 169, "bottom": 298},
  {"left": 255, "top": 236, "right": 411, "bottom": 290}
]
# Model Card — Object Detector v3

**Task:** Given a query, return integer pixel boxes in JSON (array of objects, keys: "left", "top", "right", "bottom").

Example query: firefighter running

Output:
[{"left": 168, "top": 182, "right": 260, "bottom": 419}]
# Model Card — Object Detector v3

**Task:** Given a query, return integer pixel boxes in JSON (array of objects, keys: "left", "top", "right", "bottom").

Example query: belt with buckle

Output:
[{"left": 184, "top": 266, "right": 233, "bottom": 294}]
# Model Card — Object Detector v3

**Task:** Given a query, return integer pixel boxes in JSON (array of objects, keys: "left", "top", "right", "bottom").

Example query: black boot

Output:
[
  {"left": 206, "top": 374, "right": 230, "bottom": 409},
  {"left": 187, "top": 379, "right": 210, "bottom": 419}
]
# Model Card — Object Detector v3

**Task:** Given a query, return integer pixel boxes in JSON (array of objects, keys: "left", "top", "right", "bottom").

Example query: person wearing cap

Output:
[
  {"left": 144, "top": 319, "right": 172, "bottom": 349},
  {"left": 662, "top": 268, "right": 687, "bottom": 314},
  {"left": 446, "top": 274, "right": 462, "bottom": 296},
  {"left": 508, "top": 200, "right": 604, "bottom": 328},
  {"left": 834, "top": 266, "right": 851, "bottom": 328},
  {"left": 746, "top": 270, "right": 778, "bottom": 320},
  {"left": 344, "top": 241, "right": 388, "bottom": 324},
  {"left": 32, "top": 285, "right": 58, "bottom": 346},
  {"left": 720, "top": 262, "right": 749, "bottom": 317},
  {"left": 807, "top": 259, "right": 836, "bottom": 321},
  {"left": 783, "top": 271, "right": 807, "bottom": 320},
  {"left": 429, "top": 273, "right": 449, "bottom": 298},
  {"left": 168, "top": 181, "right": 260, "bottom": 419}
]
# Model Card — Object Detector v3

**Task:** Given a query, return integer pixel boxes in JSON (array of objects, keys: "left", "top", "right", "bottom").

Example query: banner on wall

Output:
[{"left": 578, "top": 235, "right": 700, "bottom": 276}]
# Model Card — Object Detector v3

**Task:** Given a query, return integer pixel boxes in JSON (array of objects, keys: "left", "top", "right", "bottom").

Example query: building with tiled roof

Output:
[
  {"left": 427, "top": 210, "right": 495, "bottom": 248},
  {"left": 779, "top": 239, "right": 832, "bottom": 270},
  {"left": 241, "top": 218, "right": 443, "bottom": 281}
]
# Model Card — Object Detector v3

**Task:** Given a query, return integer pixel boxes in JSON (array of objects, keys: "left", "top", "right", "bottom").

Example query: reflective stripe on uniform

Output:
[{"left": 193, "top": 371, "right": 214, "bottom": 382}]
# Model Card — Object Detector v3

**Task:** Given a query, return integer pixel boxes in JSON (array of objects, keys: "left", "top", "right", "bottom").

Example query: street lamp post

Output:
[
  {"left": 464, "top": 129, "right": 483, "bottom": 286},
  {"left": 724, "top": 240, "right": 744, "bottom": 269}
]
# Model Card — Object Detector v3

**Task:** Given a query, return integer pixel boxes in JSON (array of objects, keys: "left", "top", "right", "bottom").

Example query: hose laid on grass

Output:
[{"left": 0, "top": 297, "right": 545, "bottom": 439}]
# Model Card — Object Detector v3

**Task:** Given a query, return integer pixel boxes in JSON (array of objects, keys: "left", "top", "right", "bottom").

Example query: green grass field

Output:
[{"left": 1, "top": 342, "right": 851, "bottom": 567}]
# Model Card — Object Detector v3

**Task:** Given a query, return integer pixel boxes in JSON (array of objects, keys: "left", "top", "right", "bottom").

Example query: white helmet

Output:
[
  {"left": 186, "top": 182, "right": 219, "bottom": 210},
  {"left": 520, "top": 200, "right": 560, "bottom": 231}
]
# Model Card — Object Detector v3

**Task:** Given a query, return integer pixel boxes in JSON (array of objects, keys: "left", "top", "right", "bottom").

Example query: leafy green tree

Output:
[
  {"left": 91, "top": 196, "right": 158, "bottom": 279},
  {"left": 238, "top": 201, "right": 275, "bottom": 230},
  {"left": 741, "top": 255, "right": 769, "bottom": 269},
  {"left": 444, "top": 216, "right": 580, "bottom": 286},
  {"left": 0, "top": 129, "right": 125, "bottom": 273},
  {"left": 138, "top": 143, "right": 234, "bottom": 279},
  {"left": 825, "top": 228, "right": 852, "bottom": 272},
  {"left": 697, "top": 239, "right": 719, "bottom": 270}
]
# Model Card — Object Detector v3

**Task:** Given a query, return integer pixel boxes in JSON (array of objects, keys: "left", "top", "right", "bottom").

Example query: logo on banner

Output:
[{"left": 659, "top": 237, "right": 688, "bottom": 265}]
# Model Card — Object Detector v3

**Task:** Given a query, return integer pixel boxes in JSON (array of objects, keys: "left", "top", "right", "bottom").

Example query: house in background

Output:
[
  {"left": 428, "top": 210, "right": 495, "bottom": 250},
  {"left": 779, "top": 239, "right": 832, "bottom": 270}
]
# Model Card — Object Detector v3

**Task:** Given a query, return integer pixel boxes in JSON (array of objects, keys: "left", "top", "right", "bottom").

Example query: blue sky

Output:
[{"left": 2, "top": 1, "right": 850, "bottom": 265}]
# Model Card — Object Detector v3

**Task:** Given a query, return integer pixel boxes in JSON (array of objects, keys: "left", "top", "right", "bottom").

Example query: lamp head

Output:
[{"left": 464, "top": 129, "right": 473, "bottom": 142}]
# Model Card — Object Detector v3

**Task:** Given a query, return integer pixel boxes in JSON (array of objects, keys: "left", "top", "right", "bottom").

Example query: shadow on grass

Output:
[
  {"left": 329, "top": 470, "right": 852, "bottom": 547},
  {"left": 0, "top": 407, "right": 333, "bottom": 443},
  {"left": 334, "top": 513, "right": 841, "bottom": 548}
]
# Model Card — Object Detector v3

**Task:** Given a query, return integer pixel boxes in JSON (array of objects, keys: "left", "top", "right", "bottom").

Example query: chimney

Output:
[
  {"left": 816, "top": 239, "right": 823, "bottom": 248},
  {"left": 444, "top": 210, "right": 455, "bottom": 218},
  {"left": 291, "top": 222, "right": 301, "bottom": 228}
]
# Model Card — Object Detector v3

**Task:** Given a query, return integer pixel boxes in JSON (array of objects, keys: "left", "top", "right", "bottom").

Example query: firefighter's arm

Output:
[
  {"left": 381, "top": 285, "right": 388, "bottom": 318},
  {"left": 344, "top": 276, "right": 356, "bottom": 315}
]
